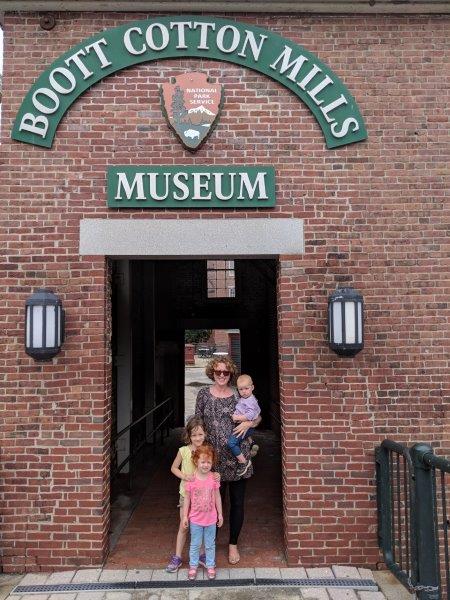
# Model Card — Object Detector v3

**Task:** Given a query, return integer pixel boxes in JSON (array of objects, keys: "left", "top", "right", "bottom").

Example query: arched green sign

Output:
[{"left": 12, "top": 17, "right": 367, "bottom": 149}]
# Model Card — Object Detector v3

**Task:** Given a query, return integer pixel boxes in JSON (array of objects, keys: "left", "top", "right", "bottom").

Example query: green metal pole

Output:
[{"left": 410, "top": 443, "right": 440, "bottom": 600}]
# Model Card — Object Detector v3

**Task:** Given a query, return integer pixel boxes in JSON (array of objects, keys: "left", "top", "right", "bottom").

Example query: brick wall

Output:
[{"left": 1, "top": 11, "right": 449, "bottom": 571}]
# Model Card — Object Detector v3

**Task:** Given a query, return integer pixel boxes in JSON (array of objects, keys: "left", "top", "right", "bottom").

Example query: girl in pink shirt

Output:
[{"left": 183, "top": 444, "right": 223, "bottom": 580}]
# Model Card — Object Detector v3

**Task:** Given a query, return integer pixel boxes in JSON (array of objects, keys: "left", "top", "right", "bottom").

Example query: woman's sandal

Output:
[
  {"left": 188, "top": 567, "right": 197, "bottom": 580},
  {"left": 228, "top": 548, "right": 240, "bottom": 565},
  {"left": 207, "top": 567, "right": 216, "bottom": 580}
]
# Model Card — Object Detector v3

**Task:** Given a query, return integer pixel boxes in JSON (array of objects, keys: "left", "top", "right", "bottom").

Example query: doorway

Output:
[{"left": 107, "top": 258, "right": 284, "bottom": 568}]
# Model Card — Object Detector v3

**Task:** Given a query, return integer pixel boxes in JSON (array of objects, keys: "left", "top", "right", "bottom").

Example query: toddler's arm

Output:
[
  {"left": 233, "top": 397, "right": 261, "bottom": 422},
  {"left": 171, "top": 450, "right": 193, "bottom": 481}
]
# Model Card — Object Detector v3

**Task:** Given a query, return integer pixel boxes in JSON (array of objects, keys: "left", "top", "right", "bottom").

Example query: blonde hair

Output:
[{"left": 237, "top": 374, "right": 253, "bottom": 387}]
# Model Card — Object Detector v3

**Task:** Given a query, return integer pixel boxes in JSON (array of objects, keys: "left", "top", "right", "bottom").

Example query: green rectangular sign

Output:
[{"left": 107, "top": 166, "right": 275, "bottom": 208}]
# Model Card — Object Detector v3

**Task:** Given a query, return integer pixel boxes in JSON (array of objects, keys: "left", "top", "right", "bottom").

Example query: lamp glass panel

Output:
[
  {"left": 32, "top": 305, "right": 43, "bottom": 348},
  {"left": 357, "top": 303, "right": 363, "bottom": 344},
  {"left": 332, "top": 302, "right": 342, "bottom": 343},
  {"left": 57, "top": 306, "right": 62, "bottom": 346},
  {"left": 26, "top": 306, "right": 31, "bottom": 347},
  {"left": 344, "top": 301, "right": 356, "bottom": 343},
  {"left": 45, "top": 305, "right": 56, "bottom": 348}
]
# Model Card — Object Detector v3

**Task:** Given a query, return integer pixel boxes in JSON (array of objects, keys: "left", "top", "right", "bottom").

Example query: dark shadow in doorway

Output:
[{"left": 106, "top": 428, "right": 285, "bottom": 569}]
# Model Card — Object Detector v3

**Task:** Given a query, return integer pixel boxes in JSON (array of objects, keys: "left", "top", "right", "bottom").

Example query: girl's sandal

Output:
[
  {"left": 207, "top": 567, "right": 216, "bottom": 580},
  {"left": 228, "top": 550, "right": 240, "bottom": 565},
  {"left": 188, "top": 567, "right": 197, "bottom": 580}
]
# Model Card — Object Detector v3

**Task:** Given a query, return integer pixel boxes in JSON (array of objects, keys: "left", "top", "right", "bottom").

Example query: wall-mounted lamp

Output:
[
  {"left": 25, "top": 289, "right": 65, "bottom": 360},
  {"left": 328, "top": 287, "right": 364, "bottom": 357}
]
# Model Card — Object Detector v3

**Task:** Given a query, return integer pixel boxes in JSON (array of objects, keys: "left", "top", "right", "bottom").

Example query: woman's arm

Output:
[
  {"left": 232, "top": 413, "right": 248, "bottom": 422},
  {"left": 233, "top": 414, "right": 262, "bottom": 438}
]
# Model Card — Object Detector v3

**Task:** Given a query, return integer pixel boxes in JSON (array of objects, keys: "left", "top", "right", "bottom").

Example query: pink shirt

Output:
[{"left": 185, "top": 473, "right": 220, "bottom": 527}]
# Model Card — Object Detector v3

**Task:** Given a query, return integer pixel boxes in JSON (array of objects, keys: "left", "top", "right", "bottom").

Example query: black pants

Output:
[{"left": 220, "top": 478, "right": 247, "bottom": 545}]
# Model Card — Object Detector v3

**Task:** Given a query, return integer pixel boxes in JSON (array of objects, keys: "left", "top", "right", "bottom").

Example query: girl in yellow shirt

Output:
[{"left": 166, "top": 416, "right": 219, "bottom": 572}]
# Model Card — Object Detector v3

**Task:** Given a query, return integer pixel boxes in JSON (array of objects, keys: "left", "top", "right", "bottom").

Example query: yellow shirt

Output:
[{"left": 179, "top": 445, "right": 195, "bottom": 497}]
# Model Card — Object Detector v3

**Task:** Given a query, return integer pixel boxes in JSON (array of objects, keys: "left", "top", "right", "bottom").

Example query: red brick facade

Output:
[{"left": 1, "top": 11, "right": 449, "bottom": 572}]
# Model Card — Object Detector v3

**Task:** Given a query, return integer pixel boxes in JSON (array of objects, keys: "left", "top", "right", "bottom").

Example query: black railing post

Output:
[{"left": 410, "top": 443, "right": 440, "bottom": 600}]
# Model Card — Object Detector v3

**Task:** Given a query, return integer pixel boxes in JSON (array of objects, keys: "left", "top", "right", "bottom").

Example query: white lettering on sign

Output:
[
  {"left": 270, "top": 45, "right": 360, "bottom": 138},
  {"left": 113, "top": 170, "right": 270, "bottom": 203},
  {"left": 18, "top": 38, "right": 112, "bottom": 138},
  {"left": 13, "top": 18, "right": 366, "bottom": 149},
  {"left": 213, "top": 173, "right": 235, "bottom": 201},
  {"left": 173, "top": 173, "right": 190, "bottom": 200},
  {"left": 116, "top": 172, "right": 146, "bottom": 200},
  {"left": 122, "top": 21, "right": 268, "bottom": 62},
  {"left": 216, "top": 25, "right": 240, "bottom": 54},
  {"left": 145, "top": 23, "right": 170, "bottom": 51},
  {"left": 238, "top": 31, "right": 268, "bottom": 61},
  {"left": 238, "top": 172, "right": 268, "bottom": 200},
  {"left": 65, "top": 49, "right": 94, "bottom": 80},
  {"left": 192, "top": 22, "right": 216, "bottom": 50}
]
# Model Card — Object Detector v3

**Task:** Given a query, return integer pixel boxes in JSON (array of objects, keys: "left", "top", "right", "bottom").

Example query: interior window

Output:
[{"left": 207, "top": 260, "right": 235, "bottom": 298}]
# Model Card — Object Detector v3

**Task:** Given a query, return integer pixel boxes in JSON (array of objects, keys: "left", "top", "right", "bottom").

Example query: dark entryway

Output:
[{"left": 108, "top": 258, "right": 284, "bottom": 567}]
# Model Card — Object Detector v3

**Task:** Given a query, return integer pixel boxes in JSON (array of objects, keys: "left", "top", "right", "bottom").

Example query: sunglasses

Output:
[{"left": 214, "top": 369, "right": 231, "bottom": 377}]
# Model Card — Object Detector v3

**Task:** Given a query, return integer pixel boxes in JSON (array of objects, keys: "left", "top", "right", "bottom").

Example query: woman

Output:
[{"left": 195, "top": 356, "right": 261, "bottom": 565}]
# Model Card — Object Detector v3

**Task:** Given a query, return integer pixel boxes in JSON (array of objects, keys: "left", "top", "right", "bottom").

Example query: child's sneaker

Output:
[
  {"left": 207, "top": 567, "right": 216, "bottom": 580},
  {"left": 165, "top": 554, "right": 182, "bottom": 573},
  {"left": 237, "top": 459, "right": 252, "bottom": 477},
  {"left": 188, "top": 567, "right": 197, "bottom": 580},
  {"left": 250, "top": 444, "right": 259, "bottom": 457}
]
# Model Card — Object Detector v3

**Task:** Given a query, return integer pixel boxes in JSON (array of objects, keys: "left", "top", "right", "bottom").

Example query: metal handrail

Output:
[
  {"left": 113, "top": 411, "right": 173, "bottom": 476},
  {"left": 377, "top": 440, "right": 418, "bottom": 594},
  {"left": 111, "top": 396, "right": 174, "bottom": 483},
  {"left": 112, "top": 396, "right": 173, "bottom": 443},
  {"left": 376, "top": 440, "right": 447, "bottom": 600},
  {"left": 421, "top": 451, "right": 450, "bottom": 474}
]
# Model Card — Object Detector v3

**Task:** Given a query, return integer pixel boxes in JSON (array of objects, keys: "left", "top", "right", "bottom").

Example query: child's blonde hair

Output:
[
  {"left": 237, "top": 374, "right": 253, "bottom": 387},
  {"left": 182, "top": 415, "right": 206, "bottom": 445}
]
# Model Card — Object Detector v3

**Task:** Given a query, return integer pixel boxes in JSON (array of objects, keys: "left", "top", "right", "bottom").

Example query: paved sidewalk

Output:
[{"left": 2, "top": 565, "right": 393, "bottom": 600}]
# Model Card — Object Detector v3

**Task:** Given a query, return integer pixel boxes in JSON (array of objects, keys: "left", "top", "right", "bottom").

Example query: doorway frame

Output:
[{"left": 80, "top": 217, "right": 304, "bottom": 564}]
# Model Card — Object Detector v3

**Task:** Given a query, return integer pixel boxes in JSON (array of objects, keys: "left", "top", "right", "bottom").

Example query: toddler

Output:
[{"left": 227, "top": 374, "right": 261, "bottom": 476}]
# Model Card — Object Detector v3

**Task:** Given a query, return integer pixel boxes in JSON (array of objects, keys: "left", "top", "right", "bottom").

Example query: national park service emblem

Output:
[{"left": 161, "top": 72, "right": 224, "bottom": 151}]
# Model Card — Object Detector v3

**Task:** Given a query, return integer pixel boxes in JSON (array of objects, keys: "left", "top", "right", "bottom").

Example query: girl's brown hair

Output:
[
  {"left": 205, "top": 356, "right": 237, "bottom": 382},
  {"left": 182, "top": 415, "right": 206, "bottom": 445},
  {"left": 192, "top": 444, "right": 216, "bottom": 466}
]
